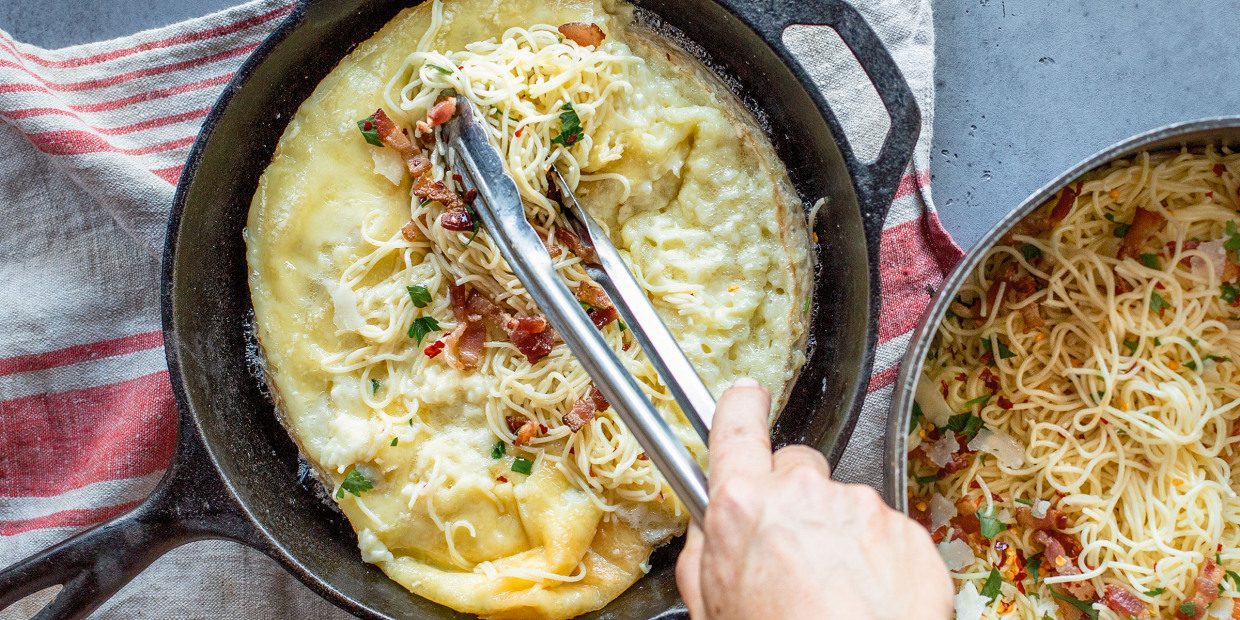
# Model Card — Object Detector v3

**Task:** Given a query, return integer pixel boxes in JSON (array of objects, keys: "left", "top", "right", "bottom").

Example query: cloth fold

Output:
[{"left": 0, "top": 1, "right": 958, "bottom": 617}]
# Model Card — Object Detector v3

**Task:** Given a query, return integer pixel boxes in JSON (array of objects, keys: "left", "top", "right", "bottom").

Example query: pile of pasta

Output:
[{"left": 909, "top": 148, "right": 1240, "bottom": 620}]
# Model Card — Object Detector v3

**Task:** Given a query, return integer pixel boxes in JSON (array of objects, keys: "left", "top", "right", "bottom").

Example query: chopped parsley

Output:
[
  {"left": 1188, "top": 337, "right": 1200, "bottom": 346},
  {"left": 356, "top": 114, "right": 383, "bottom": 147},
  {"left": 981, "top": 337, "right": 1017, "bottom": 360},
  {"left": 914, "top": 474, "right": 940, "bottom": 486},
  {"left": 975, "top": 505, "right": 1007, "bottom": 539},
  {"left": 1154, "top": 337, "right": 1162, "bottom": 346},
  {"left": 617, "top": 319, "right": 628, "bottom": 332},
  {"left": 1142, "top": 587, "right": 1165, "bottom": 596},
  {"left": 1206, "top": 354, "right": 1232, "bottom": 363},
  {"left": 407, "top": 285, "right": 432, "bottom": 308},
  {"left": 511, "top": 457, "right": 535, "bottom": 475},
  {"left": 1150, "top": 292, "right": 1171, "bottom": 315},
  {"left": 1179, "top": 602, "right": 1196, "bottom": 617},
  {"left": 390, "top": 437, "right": 398, "bottom": 447},
  {"left": 407, "top": 316, "right": 442, "bottom": 344},
  {"left": 370, "top": 378, "right": 381, "bottom": 393},
  {"left": 425, "top": 63, "right": 454, "bottom": 75},
  {"left": 1123, "top": 339, "right": 1139, "bottom": 354},
  {"left": 1185, "top": 360, "right": 1198, "bottom": 371},
  {"left": 1139, "top": 253, "right": 1161, "bottom": 270},
  {"left": 463, "top": 202, "right": 481, "bottom": 246},
  {"left": 803, "top": 295, "right": 811, "bottom": 314},
  {"left": 1027, "top": 553, "right": 1043, "bottom": 584},
  {"left": 909, "top": 402, "right": 924, "bottom": 433},
  {"left": 981, "top": 567, "right": 1003, "bottom": 602},
  {"left": 490, "top": 441, "right": 505, "bottom": 459},
  {"left": 946, "top": 412, "right": 985, "bottom": 439},
  {"left": 1051, "top": 591, "right": 1099, "bottom": 619},
  {"left": 550, "top": 102, "right": 584, "bottom": 147},
  {"left": 335, "top": 469, "right": 373, "bottom": 499},
  {"left": 1021, "top": 244, "right": 1042, "bottom": 261},
  {"left": 1226, "top": 221, "right": 1240, "bottom": 251},
  {"left": 964, "top": 394, "right": 993, "bottom": 408},
  {"left": 1014, "top": 498, "right": 1034, "bottom": 506},
  {"left": 1222, "top": 282, "right": 1239, "bottom": 305}
]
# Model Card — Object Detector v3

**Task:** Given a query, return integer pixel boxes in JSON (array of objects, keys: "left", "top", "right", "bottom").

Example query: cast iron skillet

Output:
[
  {"left": 882, "top": 117, "right": 1240, "bottom": 510},
  {"left": 0, "top": 0, "right": 920, "bottom": 618}
]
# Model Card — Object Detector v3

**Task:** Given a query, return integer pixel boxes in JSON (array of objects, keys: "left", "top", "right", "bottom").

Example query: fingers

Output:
[
  {"left": 675, "top": 523, "right": 706, "bottom": 618},
  {"left": 771, "top": 444, "right": 830, "bottom": 478},
  {"left": 708, "top": 378, "right": 773, "bottom": 492}
]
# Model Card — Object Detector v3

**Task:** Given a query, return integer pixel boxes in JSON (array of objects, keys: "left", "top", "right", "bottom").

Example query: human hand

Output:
[{"left": 674, "top": 378, "right": 954, "bottom": 620}]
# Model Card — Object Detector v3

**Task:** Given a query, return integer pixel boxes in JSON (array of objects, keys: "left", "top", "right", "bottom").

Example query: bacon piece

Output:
[
  {"left": 538, "top": 229, "right": 563, "bottom": 258},
  {"left": 1104, "top": 584, "right": 1151, "bottom": 620},
  {"left": 1033, "top": 530, "right": 1095, "bottom": 600},
  {"left": 909, "top": 445, "right": 969, "bottom": 475},
  {"left": 1118, "top": 207, "right": 1166, "bottom": 261},
  {"left": 415, "top": 175, "right": 464, "bottom": 211},
  {"left": 454, "top": 284, "right": 556, "bottom": 363},
  {"left": 514, "top": 420, "right": 539, "bottom": 447},
  {"left": 401, "top": 220, "right": 420, "bottom": 241},
  {"left": 555, "top": 227, "right": 598, "bottom": 264},
  {"left": 1049, "top": 183, "right": 1081, "bottom": 224},
  {"left": 1019, "top": 302, "right": 1044, "bottom": 332},
  {"left": 562, "top": 386, "right": 610, "bottom": 432},
  {"left": 1214, "top": 163, "right": 1227, "bottom": 176},
  {"left": 949, "top": 299, "right": 979, "bottom": 319},
  {"left": 575, "top": 283, "right": 618, "bottom": 328},
  {"left": 1015, "top": 504, "right": 1068, "bottom": 531},
  {"left": 1175, "top": 559, "right": 1225, "bottom": 620},
  {"left": 980, "top": 368, "right": 1001, "bottom": 392},
  {"left": 505, "top": 415, "right": 526, "bottom": 433},
  {"left": 558, "top": 22, "right": 606, "bottom": 47},
  {"left": 372, "top": 108, "right": 432, "bottom": 177},
  {"left": 426, "top": 97, "right": 457, "bottom": 127},
  {"left": 442, "top": 285, "right": 486, "bottom": 370},
  {"left": 588, "top": 386, "right": 609, "bottom": 411}
]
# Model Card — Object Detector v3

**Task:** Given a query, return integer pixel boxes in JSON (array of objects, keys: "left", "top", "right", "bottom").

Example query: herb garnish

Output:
[
  {"left": 1051, "top": 591, "right": 1099, "bottom": 619},
  {"left": 1123, "top": 340, "right": 1138, "bottom": 354},
  {"left": 1222, "top": 282, "right": 1239, "bottom": 305},
  {"left": 981, "top": 337, "right": 1017, "bottom": 360},
  {"left": 336, "top": 469, "right": 373, "bottom": 499},
  {"left": 981, "top": 567, "right": 1003, "bottom": 602},
  {"left": 408, "top": 316, "right": 442, "bottom": 344},
  {"left": 1225, "top": 221, "right": 1240, "bottom": 251},
  {"left": 914, "top": 474, "right": 939, "bottom": 485},
  {"left": 491, "top": 440, "right": 506, "bottom": 459},
  {"left": 1105, "top": 213, "right": 1131, "bottom": 238},
  {"left": 1178, "top": 602, "right": 1196, "bottom": 617},
  {"left": 1026, "top": 553, "right": 1043, "bottom": 584},
  {"left": 909, "top": 402, "right": 924, "bottom": 433},
  {"left": 964, "top": 394, "right": 993, "bottom": 408},
  {"left": 1021, "top": 244, "right": 1042, "bottom": 261},
  {"left": 946, "top": 412, "right": 985, "bottom": 439},
  {"left": 1142, "top": 587, "right": 1164, "bottom": 596},
  {"left": 550, "top": 102, "right": 584, "bottom": 147},
  {"left": 1150, "top": 292, "right": 1170, "bottom": 316},
  {"left": 975, "top": 505, "right": 1007, "bottom": 539},
  {"left": 407, "top": 285, "right": 432, "bottom": 308},
  {"left": 511, "top": 457, "right": 534, "bottom": 475},
  {"left": 1139, "top": 253, "right": 1161, "bottom": 270},
  {"left": 370, "top": 378, "right": 381, "bottom": 393},
  {"left": 426, "top": 63, "right": 454, "bottom": 75},
  {"left": 390, "top": 437, "right": 398, "bottom": 447},
  {"left": 357, "top": 114, "right": 383, "bottom": 146},
  {"left": 1015, "top": 498, "right": 1034, "bottom": 506}
]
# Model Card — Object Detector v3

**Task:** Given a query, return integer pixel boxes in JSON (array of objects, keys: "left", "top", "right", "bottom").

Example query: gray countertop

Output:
[{"left": 5, "top": 0, "right": 1240, "bottom": 249}]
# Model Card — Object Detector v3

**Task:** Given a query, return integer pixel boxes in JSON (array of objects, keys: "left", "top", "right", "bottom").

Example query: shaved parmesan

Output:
[
  {"left": 369, "top": 145, "right": 406, "bottom": 186},
  {"left": 927, "top": 430, "right": 959, "bottom": 468},
  {"left": 930, "top": 493, "right": 955, "bottom": 532},
  {"left": 917, "top": 375, "right": 955, "bottom": 426},
  {"left": 1209, "top": 597, "right": 1234, "bottom": 618},
  {"left": 954, "top": 580, "right": 990, "bottom": 620},
  {"left": 966, "top": 427, "right": 1025, "bottom": 468},
  {"left": 330, "top": 282, "right": 366, "bottom": 331},
  {"left": 1032, "top": 499, "right": 1050, "bottom": 519},
  {"left": 1191, "top": 240, "right": 1229, "bottom": 281},
  {"left": 938, "top": 538, "right": 975, "bottom": 572}
]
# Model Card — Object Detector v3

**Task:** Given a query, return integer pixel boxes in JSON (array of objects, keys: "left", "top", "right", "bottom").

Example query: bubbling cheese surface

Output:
[{"left": 245, "top": 0, "right": 810, "bottom": 617}]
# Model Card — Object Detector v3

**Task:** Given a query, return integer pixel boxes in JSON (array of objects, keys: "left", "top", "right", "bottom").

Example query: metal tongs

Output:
[{"left": 443, "top": 96, "right": 714, "bottom": 523}]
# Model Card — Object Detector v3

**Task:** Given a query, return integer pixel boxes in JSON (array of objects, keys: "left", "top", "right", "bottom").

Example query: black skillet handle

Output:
[
  {"left": 0, "top": 425, "right": 265, "bottom": 620},
  {"left": 725, "top": 0, "right": 922, "bottom": 247}
]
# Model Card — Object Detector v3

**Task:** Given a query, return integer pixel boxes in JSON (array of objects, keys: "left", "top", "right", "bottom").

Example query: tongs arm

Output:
[{"left": 444, "top": 97, "right": 708, "bottom": 523}]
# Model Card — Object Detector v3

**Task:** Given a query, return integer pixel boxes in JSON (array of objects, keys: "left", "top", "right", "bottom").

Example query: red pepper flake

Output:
[
  {"left": 998, "top": 396, "right": 1014, "bottom": 410},
  {"left": 515, "top": 126, "right": 524, "bottom": 138},
  {"left": 496, "top": 475, "right": 508, "bottom": 483},
  {"left": 424, "top": 339, "right": 446, "bottom": 358},
  {"left": 539, "top": 424, "right": 548, "bottom": 434},
  {"left": 969, "top": 480, "right": 981, "bottom": 489},
  {"left": 1207, "top": 191, "right": 1214, "bottom": 198},
  {"left": 1214, "top": 163, "right": 1227, "bottom": 176},
  {"left": 955, "top": 372, "right": 968, "bottom": 382},
  {"left": 637, "top": 453, "right": 648, "bottom": 460},
  {"left": 463, "top": 188, "right": 478, "bottom": 205},
  {"left": 452, "top": 173, "right": 464, "bottom": 185}
]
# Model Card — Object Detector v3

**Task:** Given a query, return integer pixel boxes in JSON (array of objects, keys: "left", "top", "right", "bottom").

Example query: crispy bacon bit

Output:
[
  {"left": 1118, "top": 207, "right": 1166, "bottom": 261},
  {"left": 1104, "top": 584, "right": 1152, "bottom": 620},
  {"left": 1033, "top": 530, "right": 1095, "bottom": 600},
  {"left": 372, "top": 108, "right": 432, "bottom": 177},
  {"left": 1016, "top": 505, "right": 1068, "bottom": 531},
  {"left": 1049, "top": 183, "right": 1081, "bottom": 224},
  {"left": 514, "top": 420, "right": 539, "bottom": 446},
  {"left": 575, "top": 283, "right": 618, "bottom": 328},
  {"left": 426, "top": 97, "right": 457, "bottom": 127},
  {"left": 1019, "top": 302, "right": 1045, "bottom": 332},
  {"left": 441, "top": 285, "right": 486, "bottom": 370},
  {"left": 555, "top": 227, "right": 598, "bottom": 264},
  {"left": 440, "top": 207, "right": 473, "bottom": 231},
  {"left": 505, "top": 415, "right": 526, "bottom": 433},
  {"left": 949, "top": 299, "right": 980, "bottom": 319},
  {"left": 997, "top": 396, "right": 1014, "bottom": 410},
  {"left": 423, "top": 338, "right": 446, "bottom": 358},
  {"left": 401, "top": 220, "right": 420, "bottom": 241},
  {"left": 983, "top": 263, "right": 1038, "bottom": 318},
  {"left": 1175, "top": 559, "right": 1225, "bottom": 620},
  {"left": 563, "top": 386, "right": 610, "bottom": 432},
  {"left": 558, "top": 22, "right": 606, "bottom": 47},
  {"left": 980, "top": 368, "right": 1001, "bottom": 391},
  {"left": 415, "top": 175, "right": 464, "bottom": 211},
  {"left": 451, "top": 284, "right": 556, "bottom": 364}
]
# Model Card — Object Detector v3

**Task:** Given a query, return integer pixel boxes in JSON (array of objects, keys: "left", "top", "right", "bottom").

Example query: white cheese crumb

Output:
[
  {"left": 967, "top": 427, "right": 1026, "bottom": 468},
  {"left": 938, "top": 538, "right": 975, "bottom": 572},
  {"left": 953, "top": 580, "right": 989, "bottom": 620},
  {"left": 929, "top": 493, "right": 955, "bottom": 532},
  {"left": 927, "top": 430, "right": 959, "bottom": 468},
  {"left": 358, "top": 528, "right": 394, "bottom": 563},
  {"left": 369, "top": 145, "right": 406, "bottom": 186}
]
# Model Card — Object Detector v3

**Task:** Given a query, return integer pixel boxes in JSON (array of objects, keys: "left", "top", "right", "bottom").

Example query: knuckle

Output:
[{"left": 710, "top": 478, "right": 760, "bottom": 523}]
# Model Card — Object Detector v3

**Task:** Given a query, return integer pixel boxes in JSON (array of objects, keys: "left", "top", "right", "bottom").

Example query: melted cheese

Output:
[{"left": 245, "top": 0, "right": 810, "bottom": 618}]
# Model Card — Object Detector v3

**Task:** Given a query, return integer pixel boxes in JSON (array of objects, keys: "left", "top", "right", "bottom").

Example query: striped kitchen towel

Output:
[{"left": 0, "top": 0, "right": 959, "bottom": 617}]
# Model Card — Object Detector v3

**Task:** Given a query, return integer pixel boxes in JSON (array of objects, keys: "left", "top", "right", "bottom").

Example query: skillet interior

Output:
[
  {"left": 166, "top": 0, "right": 884, "bottom": 617},
  {"left": 882, "top": 117, "right": 1240, "bottom": 511}
]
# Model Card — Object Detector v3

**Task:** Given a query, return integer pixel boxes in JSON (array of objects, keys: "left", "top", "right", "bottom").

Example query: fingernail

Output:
[{"left": 732, "top": 377, "right": 761, "bottom": 389}]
